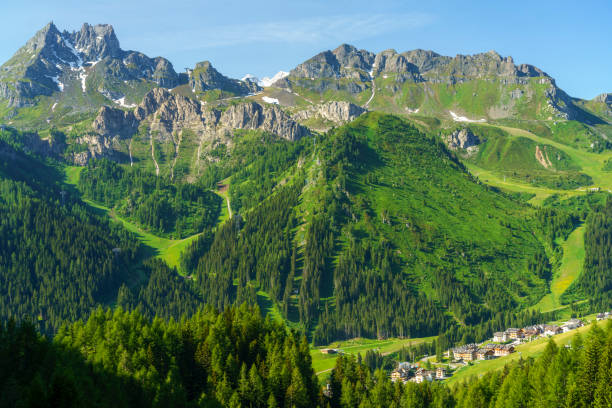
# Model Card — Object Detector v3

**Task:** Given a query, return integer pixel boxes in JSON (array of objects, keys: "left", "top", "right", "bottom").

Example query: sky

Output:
[{"left": 1, "top": 0, "right": 610, "bottom": 99}]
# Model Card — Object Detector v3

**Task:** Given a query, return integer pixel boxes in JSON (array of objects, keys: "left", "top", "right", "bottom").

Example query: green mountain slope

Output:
[{"left": 172, "top": 113, "right": 560, "bottom": 345}]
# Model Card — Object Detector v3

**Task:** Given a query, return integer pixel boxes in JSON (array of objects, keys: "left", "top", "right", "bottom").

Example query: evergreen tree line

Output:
[
  {"left": 79, "top": 159, "right": 221, "bottom": 238},
  {"left": 0, "top": 305, "right": 319, "bottom": 408},
  {"left": 564, "top": 197, "right": 612, "bottom": 312},
  {"left": 179, "top": 183, "right": 301, "bottom": 312}
]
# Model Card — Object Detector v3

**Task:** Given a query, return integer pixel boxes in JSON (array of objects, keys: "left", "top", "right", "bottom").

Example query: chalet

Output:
[
  {"left": 506, "top": 328, "right": 524, "bottom": 339},
  {"left": 561, "top": 319, "right": 584, "bottom": 332},
  {"left": 523, "top": 326, "right": 541, "bottom": 339},
  {"left": 597, "top": 312, "right": 611, "bottom": 320},
  {"left": 413, "top": 369, "right": 434, "bottom": 383},
  {"left": 475, "top": 349, "right": 494, "bottom": 360},
  {"left": 493, "top": 332, "right": 508, "bottom": 342},
  {"left": 453, "top": 344, "right": 479, "bottom": 361},
  {"left": 493, "top": 344, "right": 514, "bottom": 357},
  {"left": 436, "top": 367, "right": 446, "bottom": 379},
  {"left": 543, "top": 325, "right": 562, "bottom": 336},
  {"left": 397, "top": 362, "right": 411, "bottom": 370},
  {"left": 391, "top": 368, "right": 410, "bottom": 383},
  {"left": 320, "top": 348, "right": 339, "bottom": 354}
]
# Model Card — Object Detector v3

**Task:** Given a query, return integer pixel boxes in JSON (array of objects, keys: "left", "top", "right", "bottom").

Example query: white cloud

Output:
[{"left": 131, "top": 13, "right": 434, "bottom": 50}]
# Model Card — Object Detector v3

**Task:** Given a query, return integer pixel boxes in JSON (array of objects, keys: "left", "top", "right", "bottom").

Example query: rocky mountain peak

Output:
[
  {"left": 189, "top": 61, "right": 259, "bottom": 95},
  {"left": 24, "top": 21, "right": 62, "bottom": 53},
  {"left": 68, "top": 23, "right": 122, "bottom": 60},
  {"left": 331, "top": 44, "right": 375, "bottom": 71}
]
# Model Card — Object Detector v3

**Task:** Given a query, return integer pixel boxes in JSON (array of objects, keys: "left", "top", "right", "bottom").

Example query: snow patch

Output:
[
  {"left": 262, "top": 96, "right": 280, "bottom": 105},
  {"left": 52, "top": 102, "right": 58, "bottom": 111},
  {"left": 242, "top": 74, "right": 259, "bottom": 83},
  {"left": 79, "top": 69, "right": 88, "bottom": 92},
  {"left": 259, "top": 71, "right": 289, "bottom": 87},
  {"left": 62, "top": 37, "right": 83, "bottom": 68},
  {"left": 113, "top": 97, "right": 137, "bottom": 108},
  {"left": 449, "top": 111, "right": 486, "bottom": 123},
  {"left": 49, "top": 76, "right": 64, "bottom": 92}
]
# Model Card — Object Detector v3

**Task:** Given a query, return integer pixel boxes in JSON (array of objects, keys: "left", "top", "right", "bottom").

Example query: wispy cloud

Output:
[{"left": 130, "top": 12, "right": 434, "bottom": 51}]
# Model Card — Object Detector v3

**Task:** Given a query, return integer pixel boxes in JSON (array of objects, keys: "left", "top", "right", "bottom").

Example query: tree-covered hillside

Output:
[
  {"left": 177, "top": 113, "right": 563, "bottom": 345},
  {"left": 0, "top": 131, "right": 140, "bottom": 333}
]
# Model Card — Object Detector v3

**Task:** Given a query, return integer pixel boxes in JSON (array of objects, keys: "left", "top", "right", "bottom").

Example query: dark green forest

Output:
[
  {"left": 79, "top": 159, "right": 221, "bottom": 238},
  {"left": 0, "top": 305, "right": 319, "bottom": 408},
  {"left": 0, "top": 137, "right": 140, "bottom": 333}
]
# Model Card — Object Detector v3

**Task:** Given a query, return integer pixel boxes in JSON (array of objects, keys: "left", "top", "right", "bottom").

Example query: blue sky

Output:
[{"left": 1, "top": 0, "right": 610, "bottom": 99}]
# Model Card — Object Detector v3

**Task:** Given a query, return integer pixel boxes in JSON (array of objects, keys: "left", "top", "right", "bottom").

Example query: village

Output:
[{"left": 387, "top": 312, "right": 612, "bottom": 384}]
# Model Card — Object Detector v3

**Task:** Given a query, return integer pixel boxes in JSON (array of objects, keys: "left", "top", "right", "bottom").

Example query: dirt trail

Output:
[{"left": 150, "top": 133, "right": 160, "bottom": 176}]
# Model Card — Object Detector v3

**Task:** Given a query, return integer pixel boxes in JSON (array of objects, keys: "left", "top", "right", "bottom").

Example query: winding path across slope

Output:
[{"left": 364, "top": 69, "right": 376, "bottom": 108}]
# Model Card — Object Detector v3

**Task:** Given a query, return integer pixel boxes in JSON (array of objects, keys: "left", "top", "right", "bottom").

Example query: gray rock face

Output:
[
  {"left": 67, "top": 23, "right": 122, "bottom": 60},
  {"left": 86, "top": 89, "right": 309, "bottom": 164},
  {"left": 219, "top": 102, "right": 309, "bottom": 141},
  {"left": 444, "top": 128, "right": 481, "bottom": 150},
  {"left": 332, "top": 44, "right": 375, "bottom": 71},
  {"left": 92, "top": 106, "right": 139, "bottom": 138},
  {"left": 594, "top": 93, "right": 612, "bottom": 105},
  {"left": 293, "top": 101, "right": 366, "bottom": 125},
  {"left": 287, "top": 44, "right": 374, "bottom": 82}
]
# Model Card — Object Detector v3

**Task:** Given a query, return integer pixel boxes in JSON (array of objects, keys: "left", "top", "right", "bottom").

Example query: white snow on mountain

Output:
[
  {"left": 78, "top": 68, "right": 88, "bottom": 92},
  {"left": 49, "top": 76, "right": 64, "bottom": 92},
  {"left": 241, "top": 74, "right": 260, "bottom": 83},
  {"left": 262, "top": 96, "right": 280, "bottom": 104},
  {"left": 449, "top": 111, "right": 486, "bottom": 123},
  {"left": 241, "top": 71, "right": 288, "bottom": 87},
  {"left": 260, "top": 71, "right": 289, "bottom": 87},
  {"left": 62, "top": 37, "right": 83, "bottom": 68},
  {"left": 114, "top": 97, "right": 137, "bottom": 108}
]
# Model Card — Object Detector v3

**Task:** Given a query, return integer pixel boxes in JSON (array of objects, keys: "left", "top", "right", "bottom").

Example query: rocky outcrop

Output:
[
  {"left": 71, "top": 134, "right": 119, "bottom": 165},
  {"left": 218, "top": 102, "right": 309, "bottom": 141},
  {"left": 92, "top": 106, "right": 139, "bottom": 138},
  {"left": 84, "top": 89, "right": 309, "bottom": 165},
  {"left": 444, "top": 128, "right": 481, "bottom": 151},
  {"left": 594, "top": 93, "right": 612, "bottom": 105},
  {"left": 189, "top": 61, "right": 260, "bottom": 95},
  {"left": 293, "top": 101, "right": 366, "bottom": 125}
]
